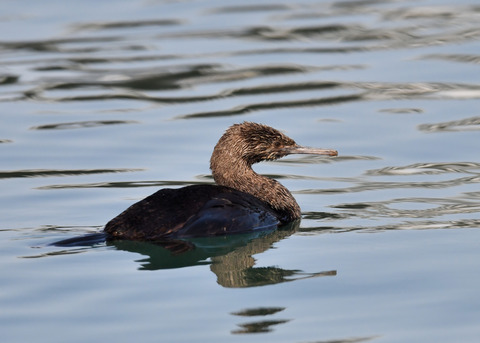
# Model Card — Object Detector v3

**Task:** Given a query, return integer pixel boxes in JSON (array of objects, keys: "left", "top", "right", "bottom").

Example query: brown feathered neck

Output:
[{"left": 210, "top": 122, "right": 301, "bottom": 222}]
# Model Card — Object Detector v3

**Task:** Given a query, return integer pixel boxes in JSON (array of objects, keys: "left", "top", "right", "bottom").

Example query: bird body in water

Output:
[{"left": 104, "top": 122, "right": 337, "bottom": 241}]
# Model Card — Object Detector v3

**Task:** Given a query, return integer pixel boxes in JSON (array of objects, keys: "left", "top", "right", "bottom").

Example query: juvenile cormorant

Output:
[{"left": 104, "top": 122, "right": 337, "bottom": 241}]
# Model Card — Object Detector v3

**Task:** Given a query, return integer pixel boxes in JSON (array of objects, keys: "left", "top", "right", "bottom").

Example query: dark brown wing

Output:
[{"left": 104, "top": 184, "right": 280, "bottom": 241}]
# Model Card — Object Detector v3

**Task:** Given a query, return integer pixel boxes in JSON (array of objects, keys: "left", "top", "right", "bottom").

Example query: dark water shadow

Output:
[
  {"left": 0, "top": 168, "right": 142, "bottom": 179},
  {"left": 230, "top": 304, "right": 379, "bottom": 340},
  {"left": 175, "top": 93, "right": 362, "bottom": 119},
  {"left": 30, "top": 120, "right": 138, "bottom": 130},
  {"left": 36, "top": 179, "right": 210, "bottom": 190},
  {"left": 231, "top": 318, "right": 290, "bottom": 334},
  {"left": 230, "top": 306, "right": 289, "bottom": 334},
  {"left": 0, "top": 74, "right": 18, "bottom": 85},
  {"left": 70, "top": 18, "right": 182, "bottom": 32}
]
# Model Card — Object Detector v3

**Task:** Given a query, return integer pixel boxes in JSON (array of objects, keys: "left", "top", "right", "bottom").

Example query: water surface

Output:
[{"left": 1, "top": 0, "right": 480, "bottom": 342}]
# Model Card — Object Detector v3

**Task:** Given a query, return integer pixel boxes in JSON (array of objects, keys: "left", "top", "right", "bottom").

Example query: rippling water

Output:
[{"left": 1, "top": 1, "right": 480, "bottom": 342}]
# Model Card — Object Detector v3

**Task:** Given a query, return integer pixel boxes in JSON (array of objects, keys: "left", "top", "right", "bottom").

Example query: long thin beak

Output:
[{"left": 283, "top": 145, "right": 338, "bottom": 156}]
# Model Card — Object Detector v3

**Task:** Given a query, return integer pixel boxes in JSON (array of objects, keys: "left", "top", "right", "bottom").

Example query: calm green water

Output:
[{"left": 1, "top": 0, "right": 480, "bottom": 342}]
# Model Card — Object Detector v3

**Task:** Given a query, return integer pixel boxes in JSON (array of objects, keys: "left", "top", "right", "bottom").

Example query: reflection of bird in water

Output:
[
  {"left": 109, "top": 221, "right": 337, "bottom": 288},
  {"left": 105, "top": 122, "right": 337, "bottom": 241},
  {"left": 209, "top": 222, "right": 337, "bottom": 288}
]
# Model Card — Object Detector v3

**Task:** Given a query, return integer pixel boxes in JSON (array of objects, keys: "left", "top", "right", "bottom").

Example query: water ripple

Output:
[
  {"left": 176, "top": 94, "right": 362, "bottom": 119},
  {"left": 18, "top": 79, "right": 480, "bottom": 112},
  {"left": 0, "top": 168, "right": 142, "bottom": 179},
  {"left": 30, "top": 120, "right": 138, "bottom": 130},
  {"left": 36, "top": 179, "right": 209, "bottom": 190},
  {"left": 0, "top": 74, "right": 18, "bottom": 85},
  {"left": 420, "top": 53, "right": 480, "bottom": 65},
  {"left": 209, "top": 4, "right": 290, "bottom": 14},
  {"left": 1, "top": 2, "right": 479, "bottom": 110},
  {"left": 335, "top": 196, "right": 480, "bottom": 219},
  {"left": 299, "top": 218, "right": 480, "bottom": 234},
  {"left": 300, "top": 175, "right": 480, "bottom": 195},
  {"left": 418, "top": 116, "right": 480, "bottom": 132},
  {"left": 70, "top": 18, "right": 182, "bottom": 32},
  {"left": 366, "top": 162, "right": 480, "bottom": 176}
]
